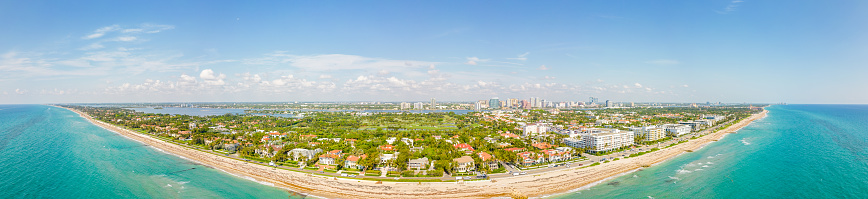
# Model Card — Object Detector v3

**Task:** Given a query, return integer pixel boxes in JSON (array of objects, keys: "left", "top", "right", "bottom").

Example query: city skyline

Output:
[{"left": 2, "top": 1, "right": 868, "bottom": 104}]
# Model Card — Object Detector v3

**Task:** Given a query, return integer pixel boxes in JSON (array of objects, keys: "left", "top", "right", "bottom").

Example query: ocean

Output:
[
  {"left": 554, "top": 104, "right": 868, "bottom": 198},
  {"left": 0, "top": 105, "right": 298, "bottom": 198},
  {"left": 3, "top": 104, "right": 867, "bottom": 198}
]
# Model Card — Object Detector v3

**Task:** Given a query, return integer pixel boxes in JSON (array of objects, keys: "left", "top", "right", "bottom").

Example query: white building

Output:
[
  {"left": 288, "top": 148, "right": 323, "bottom": 161},
  {"left": 413, "top": 102, "right": 424, "bottom": 109},
  {"left": 563, "top": 138, "right": 583, "bottom": 149},
  {"left": 380, "top": 152, "right": 400, "bottom": 164},
  {"left": 523, "top": 123, "right": 551, "bottom": 137},
  {"left": 629, "top": 126, "right": 666, "bottom": 142},
  {"left": 400, "top": 102, "right": 412, "bottom": 110},
  {"left": 662, "top": 124, "right": 691, "bottom": 137},
  {"left": 581, "top": 128, "right": 634, "bottom": 153}
]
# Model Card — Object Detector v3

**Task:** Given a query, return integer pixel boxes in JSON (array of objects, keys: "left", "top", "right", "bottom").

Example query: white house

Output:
[{"left": 661, "top": 124, "right": 691, "bottom": 137}]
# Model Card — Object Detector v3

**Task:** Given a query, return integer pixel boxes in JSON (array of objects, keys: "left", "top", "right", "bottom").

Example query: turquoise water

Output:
[
  {"left": 555, "top": 105, "right": 868, "bottom": 198},
  {"left": 0, "top": 105, "right": 298, "bottom": 198},
  {"left": 4, "top": 104, "right": 867, "bottom": 198}
]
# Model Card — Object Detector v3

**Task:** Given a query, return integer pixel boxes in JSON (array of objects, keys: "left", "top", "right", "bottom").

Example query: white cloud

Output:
[
  {"left": 645, "top": 59, "right": 680, "bottom": 65},
  {"left": 682, "top": 84, "right": 689, "bottom": 87},
  {"left": 544, "top": 76, "right": 556, "bottom": 80},
  {"left": 634, "top": 83, "right": 643, "bottom": 88},
  {"left": 199, "top": 69, "right": 226, "bottom": 86},
  {"left": 319, "top": 74, "right": 332, "bottom": 79},
  {"left": 15, "top": 88, "right": 27, "bottom": 94},
  {"left": 83, "top": 25, "right": 120, "bottom": 39},
  {"left": 718, "top": 0, "right": 746, "bottom": 14},
  {"left": 82, "top": 24, "right": 173, "bottom": 40},
  {"left": 539, "top": 65, "right": 549, "bottom": 70},
  {"left": 465, "top": 57, "right": 487, "bottom": 65},
  {"left": 114, "top": 36, "right": 137, "bottom": 42},
  {"left": 141, "top": 24, "right": 175, "bottom": 33},
  {"left": 80, "top": 43, "right": 105, "bottom": 50},
  {"left": 246, "top": 52, "right": 437, "bottom": 74},
  {"left": 40, "top": 88, "right": 77, "bottom": 95},
  {"left": 507, "top": 52, "right": 530, "bottom": 61}
]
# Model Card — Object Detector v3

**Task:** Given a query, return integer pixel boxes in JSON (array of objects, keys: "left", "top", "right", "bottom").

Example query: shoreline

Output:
[
  {"left": 542, "top": 109, "right": 769, "bottom": 198},
  {"left": 58, "top": 105, "right": 767, "bottom": 199}
]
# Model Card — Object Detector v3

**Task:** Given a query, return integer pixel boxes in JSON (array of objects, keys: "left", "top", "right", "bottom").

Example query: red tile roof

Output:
[{"left": 453, "top": 143, "right": 475, "bottom": 151}]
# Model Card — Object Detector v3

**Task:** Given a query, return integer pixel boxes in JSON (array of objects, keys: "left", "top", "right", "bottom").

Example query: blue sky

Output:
[{"left": 1, "top": 0, "right": 867, "bottom": 104}]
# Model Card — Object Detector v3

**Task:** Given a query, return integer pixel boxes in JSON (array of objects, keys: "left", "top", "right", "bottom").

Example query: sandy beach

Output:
[{"left": 61, "top": 106, "right": 767, "bottom": 199}]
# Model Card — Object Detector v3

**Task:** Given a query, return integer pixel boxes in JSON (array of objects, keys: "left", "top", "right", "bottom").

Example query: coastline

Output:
[{"left": 59, "top": 105, "right": 767, "bottom": 199}]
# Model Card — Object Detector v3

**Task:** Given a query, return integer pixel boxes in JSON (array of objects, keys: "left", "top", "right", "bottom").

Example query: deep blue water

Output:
[
  {"left": 554, "top": 105, "right": 868, "bottom": 198},
  {"left": 0, "top": 105, "right": 298, "bottom": 198}
]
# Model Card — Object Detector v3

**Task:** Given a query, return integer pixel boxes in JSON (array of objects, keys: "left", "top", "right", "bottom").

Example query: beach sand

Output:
[{"left": 61, "top": 106, "right": 767, "bottom": 199}]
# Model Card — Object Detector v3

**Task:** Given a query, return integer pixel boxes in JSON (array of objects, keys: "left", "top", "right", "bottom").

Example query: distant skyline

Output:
[{"left": 1, "top": 1, "right": 867, "bottom": 104}]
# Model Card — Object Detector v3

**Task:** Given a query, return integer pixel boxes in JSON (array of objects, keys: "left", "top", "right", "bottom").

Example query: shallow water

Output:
[
  {"left": 0, "top": 105, "right": 298, "bottom": 198},
  {"left": 554, "top": 105, "right": 868, "bottom": 198}
]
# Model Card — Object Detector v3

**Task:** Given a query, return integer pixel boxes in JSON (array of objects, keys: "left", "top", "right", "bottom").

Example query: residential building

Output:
[
  {"left": 541, "top": 149, "right": 571, "bottom": 162},
  {"left": 379, "top": 145, "right": 395, "bottom": 152},
  {"left": 408, "top": 157, "right": 429, "bottom": 170},
  {"left": 289, "top": 148, "right": 323, "bottom": 161},
  {"left": 477, "top": 152, "right": 498, "bottom": 169},
  {"left": 629, "top": 126, "right": 666, "bottom": 142},
  {"left": 517, "top": 152, "right": 544, "bottom": 166},
  {"left": 532, "top": 142, "right": 554, "bottom": 150},
  {"left": 453, "top": 143, "right": 475, "bottom": 154},
  {"left": 318, "top": 153, "right": 339, "bottom": 166},
  {"left": 400, "top": 102, "right": 412, "bottom": 110},
  {"left": 508, "top": 98, "right": 519, "bottom": 108},
  {"left": 344, "top": 154, "right": 367, "bottom": 170},
  {"left": 523, "top": 123, "right": 551, "bottom": 137},
  {"left": 662, "top": 124, "right": 691, "bottom": 137},
  {"left": 380, "top": 152, "right": 399, "bottom": 164},
  {"left": 581, "top": 128, "right": 634, "bottom": 153},
  {"left": 430, "top": 98, "right": 436, "bottom": 109},
  {"left": 679, "top": 121, "right": 705, "bottom": 131},
  {"left": 453, "top": 156, "right": 475, "bottom": 173},
  {"left": 562, "top": 138, "right": 583, "bottom": 149}
]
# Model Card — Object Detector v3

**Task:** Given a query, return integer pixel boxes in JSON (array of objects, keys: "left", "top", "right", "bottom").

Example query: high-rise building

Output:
[
  {"left": 605, "top": 100, "right": 612, "bottom": 107},
  {"left": 430, "top": 98, "right": 437, "bottom": 109},
  {"left": 413, "top": 102, "right": 424, "bottom": 109},
  {"left": 508, "top": 98, "right": 519, "bottom": 108},
  {"left": 521, "top": 100, "right": 530, "bottom": 109},
  {"left": 489, "top": 97, "right": 501, "bottom": 109},
  {"left": 474, "top": 101, "right": 482, "bottom": 110},
  {"left": 400, "top": 102, "right": 412, "bottom": 110},
  {"left": 530, "top": 97, "right": 542, "bottom": 108}
]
